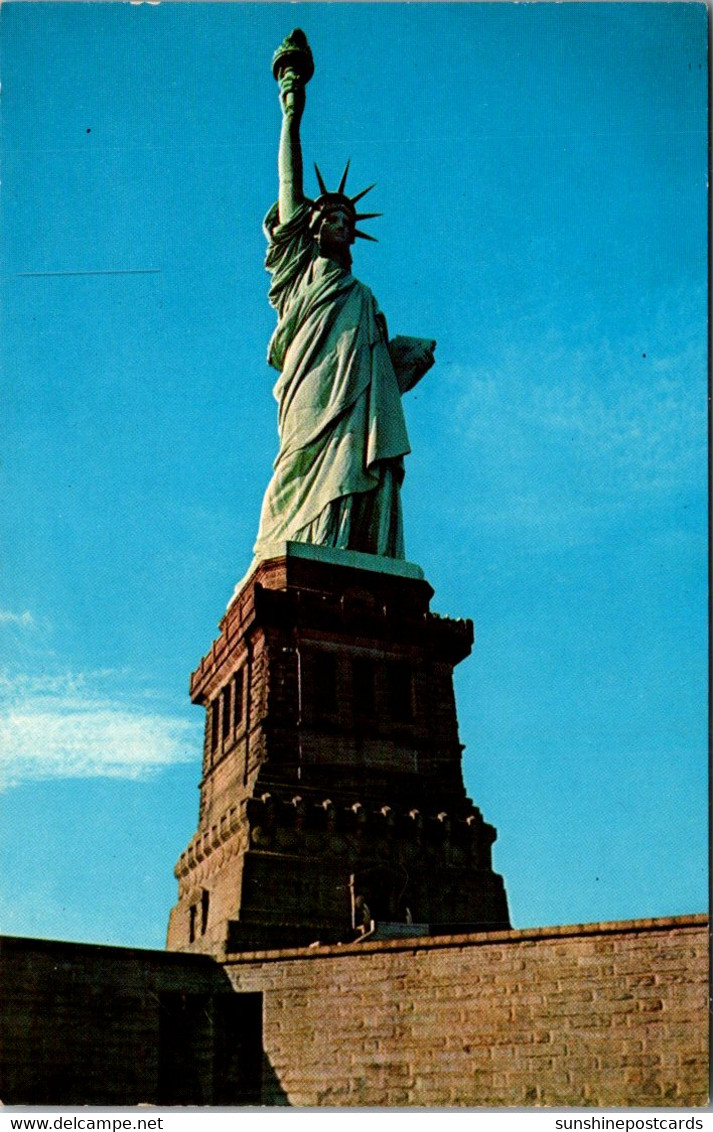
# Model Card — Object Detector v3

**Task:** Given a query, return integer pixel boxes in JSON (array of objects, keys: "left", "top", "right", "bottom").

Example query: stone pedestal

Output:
[{"left": 166, "top": 545, "right": 509, "bottom": 957}]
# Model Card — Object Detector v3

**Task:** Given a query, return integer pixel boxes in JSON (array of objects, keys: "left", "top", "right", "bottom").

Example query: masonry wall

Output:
[
  {"left": 0, "top": 937, "right": 258, "bottom": 1106},
  {"left": 0, "top": 915, "right": 707, "bottom": 1107},
  {"left": 223, "top": 914, "right": 708, "bottom": 1108}
]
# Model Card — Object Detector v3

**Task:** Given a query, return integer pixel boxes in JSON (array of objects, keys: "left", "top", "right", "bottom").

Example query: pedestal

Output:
[{"left": 166, "top": 545, "right": 510, "bottom": 957}]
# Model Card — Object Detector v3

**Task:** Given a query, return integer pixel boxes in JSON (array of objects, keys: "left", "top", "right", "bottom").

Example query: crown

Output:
[{"left": 309, "top": 161, "right": 382, "bottom": 242}]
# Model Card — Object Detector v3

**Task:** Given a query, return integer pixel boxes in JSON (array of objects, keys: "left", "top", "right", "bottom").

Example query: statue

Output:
[{"left": 253, "top": 29, "right": 436, "bottom": 562}]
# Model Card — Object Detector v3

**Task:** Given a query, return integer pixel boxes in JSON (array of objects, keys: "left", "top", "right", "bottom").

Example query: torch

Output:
[{"left": 272, "top": 28, "right": 315, "bottom": 113}]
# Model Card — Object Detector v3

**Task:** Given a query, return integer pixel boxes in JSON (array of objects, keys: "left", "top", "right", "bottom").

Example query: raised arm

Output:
[{"left": 277, "top": 72, "right": 306, "bottom": 224}]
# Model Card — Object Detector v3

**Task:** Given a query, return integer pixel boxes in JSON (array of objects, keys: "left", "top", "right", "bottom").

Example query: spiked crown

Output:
[{"left": 309, "top": 161, "right": 382, "bottom": 242}]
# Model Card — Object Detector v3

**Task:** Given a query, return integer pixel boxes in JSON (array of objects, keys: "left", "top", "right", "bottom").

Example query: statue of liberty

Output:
[{"left": 253, "top": 30, "right": 436, "bottom": 562}]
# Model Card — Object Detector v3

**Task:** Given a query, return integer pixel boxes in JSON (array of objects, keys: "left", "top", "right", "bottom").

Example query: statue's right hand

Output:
[{"left": 279, "top": 70, "right": 306, "bottom": 121}]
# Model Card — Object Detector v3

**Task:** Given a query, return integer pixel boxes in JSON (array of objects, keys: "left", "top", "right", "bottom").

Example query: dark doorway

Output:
[
  {"left": 157, "top": 992, "right": 212, "bottom": 1105},
  {"left": 212, "top": 992, "right": 263, "bottom": 1105},
  {"left": 158, "top": 991, "right": 263, "bottom": 1106}
]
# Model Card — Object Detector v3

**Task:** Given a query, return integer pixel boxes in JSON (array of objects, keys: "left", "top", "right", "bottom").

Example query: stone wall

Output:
[
  {"left": 0, "top": 937, "right": 259, "bottom": 1106},
  {"left": 223, "top": 914, "right": 708, "bottom": 1108},
  {"left": 0, "top": 914, "right": 707, "bottom": 1107}
]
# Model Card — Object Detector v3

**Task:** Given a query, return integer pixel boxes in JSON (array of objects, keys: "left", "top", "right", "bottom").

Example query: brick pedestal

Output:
[{"left": 167, "top": 546, "right": 509, "bottom": 957}]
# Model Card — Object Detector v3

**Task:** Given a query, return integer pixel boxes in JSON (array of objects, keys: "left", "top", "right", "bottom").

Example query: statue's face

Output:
[{"left": 317, "top": 207, "right": 355, "bottom": 256}]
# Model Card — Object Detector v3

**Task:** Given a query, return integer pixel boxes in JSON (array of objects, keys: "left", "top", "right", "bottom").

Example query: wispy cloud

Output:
[
  {"left": 0, "top": 669, "right": 198, "bottom": 790},
  {"left": 0, "top": 609, "right": 34, "bottom": 627}
]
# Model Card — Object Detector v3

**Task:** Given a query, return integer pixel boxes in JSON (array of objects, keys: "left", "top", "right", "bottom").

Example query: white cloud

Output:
[
  {"left": 0, "top": 670, "right": 199, "bottom": 790},
  {"left": 0, "top": 609, "right": 34, "bottom": 627}
]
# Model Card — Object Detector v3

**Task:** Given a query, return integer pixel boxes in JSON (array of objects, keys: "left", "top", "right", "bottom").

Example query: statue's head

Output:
[
  {"left": 311, "top": 200, "right": 356, "bottom": 261},
  {"left": 309, "top": 163, "right": 380, "bottom": 262}
]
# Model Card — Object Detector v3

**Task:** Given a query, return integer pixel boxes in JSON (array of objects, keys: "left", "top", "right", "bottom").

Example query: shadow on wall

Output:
[
  {"left": 0, "top": 937, "right": 278, "bottom": 1107},
  {"left": 262, "top": 1052, "right": 291, "bottom": 1106}
]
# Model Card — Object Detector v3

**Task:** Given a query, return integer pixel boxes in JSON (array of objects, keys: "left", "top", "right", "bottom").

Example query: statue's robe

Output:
[{"left": 253, "top": 202, "right": 410, "bottom": 560}]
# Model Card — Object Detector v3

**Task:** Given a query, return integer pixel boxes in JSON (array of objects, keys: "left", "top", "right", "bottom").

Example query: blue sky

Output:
[{"left": 1, "top": 3, "right": 707, "bottom": 948}]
